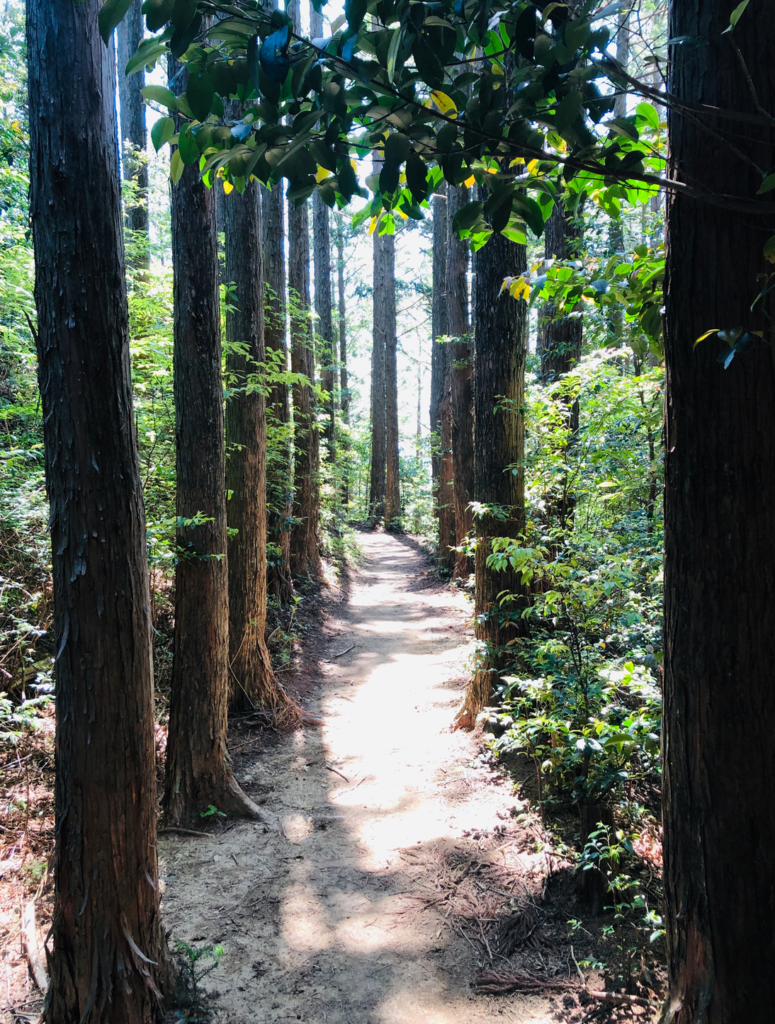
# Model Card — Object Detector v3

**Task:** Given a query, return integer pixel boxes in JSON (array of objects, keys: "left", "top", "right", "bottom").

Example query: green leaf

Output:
[
  {"left": 151, "top": 115, "right": 176, "bottom": 152},
  {"left": 141, "top": 84, "right": 179, "bottom": 109},
  {"left": 452, "top": 200, "right": 484, "bottom": 234},
  {"left": 723, "top": 0, "right": 749, "bottom": 33},
  {"left": 635, "top": 102, "right": 659, "bottom": 130},
  {"left": 386, "top": 26, "right": 402, "bottom": 83},
  {"left": 142, "top": 0, "right": 176, "bottom": 33},
  {"left": 405, "top": 150, "right": 429, "bottom": 203},
  {"left": 126, "top": 30, "right": 173, "bottom": 75},
  {"left": 511, "top": 192, "right": 545, "bottom": 237},
  {"left": 757, "top": 172, "right": 775, "bottom": 195},
  {"left": 186, "top": 71, "right": 215, "bottom": 122},
  {"left": 178, "top": 126, "right": 200, "bottom": 165},
  {"left": 171, "top": 0, "right": 198, "bottom": 31},
  {"left": 564, "top": 18, "right": 590, "bottom": 51},
  {"left": 764, "top": 235, "right": 775, "bottom": 263},
  {"left": 99, "top": 0, "right": 135, "bottom": 45}
]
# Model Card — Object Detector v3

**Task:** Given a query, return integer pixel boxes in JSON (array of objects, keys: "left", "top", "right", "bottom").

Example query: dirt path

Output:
[{"left": 160, "top": 533, "right": 555, "bottom": 1024}]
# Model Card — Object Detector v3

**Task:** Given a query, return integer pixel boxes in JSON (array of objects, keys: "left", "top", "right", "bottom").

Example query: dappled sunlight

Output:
[{"left": 160, "top": 533, "right": 553, "bottom": 1024}]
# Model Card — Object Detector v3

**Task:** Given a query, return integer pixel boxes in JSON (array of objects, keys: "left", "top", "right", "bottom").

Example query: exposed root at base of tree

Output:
[
  {"left": 454, "top": 669, "right": 492, "bottom": 730},
  {"left": 473, "top": 968, "right": 576, "bottom": 995}
]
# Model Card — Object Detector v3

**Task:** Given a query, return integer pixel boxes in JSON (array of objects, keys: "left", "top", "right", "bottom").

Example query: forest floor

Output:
[
  {"left": 160, "top": 532, "right": 628, "bottom": 1024},
  {"left": 1, "top": 532, "right": 662, "bottom": 1023}
]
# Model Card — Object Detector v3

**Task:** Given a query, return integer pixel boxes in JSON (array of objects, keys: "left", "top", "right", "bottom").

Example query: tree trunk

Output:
[
  {"left": 430, "top": 185, "right": 455, "bottom": 570},
  {"left": 262, "top": 180, "right": 294, "bottom": 603},
  {"left": 457, "top": 231, "right": 527, "bottom": 728},
  {"left": 369, "top": 171, "right": 387, "bottom": 523},
  {"left": 539, "top": 200, "right": 584, "bottom": 382},
  {"left": 116, "top": 0, "right": 149, "bottom": 268},
  {"left": 336, "top": 216, "right": 350, "bottom": 505},
  {"left": 447, "top": 185, "right": 473, "bottom": 577},
  {"left": 164, "top": 55, "right": 260, "bottom": 826},
  {"left": 288, "top": 190, "right": 321, "bottom": 576},
  {"left": 662, "top": 3, "right": 775, "bottom": 1021},
  {"left": 27, "top": 2, "right": 167, "bottom": 1018},
  {"left": 311, "top": 4, "right": 336, "bottom": 463},
  {"left": 222, "top": 128, "right": 295, "bottom": 723},
  {"left": 380, "top": 229, "right": 401, "bottom": 529}
]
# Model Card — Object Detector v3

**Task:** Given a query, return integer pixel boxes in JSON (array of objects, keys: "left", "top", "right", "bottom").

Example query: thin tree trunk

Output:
[
  {"left": 447, "top": 185, "right": 473, "bottom": 577},
  {"left": 164, "top": 54, "right": 261, "bottom": 825},
  {"left": 336, "top": 216, "right": 350, "bottom": 505},
  {"left": 27, "top": 2, "right": 167, "bottom": 1018},
  {"left": 457, "top": 231, "right": 527, "bottom": 728},
  {"left": 288, "top": 192, "right": 320, "bottom": 576},
  {"left": 116, "top": 0, "right": 149, "bottom": 269},
  {"left": 222, "top": 117, "right": 296, "bottom": 723},
  {"left": 262, "top": 180, "right": 294, "bottom": 602},
  {"left": 311, "top": 3, "right": 336, "bottom": 463},
  {"left": 430, "top": 185, "right": 455, "bottom": 570},
  {"left": 381, "top": 229, "right": 401, "bottom": 529},
  {"left": 369, "top": 163, "right": 388, "bottom": 523},
  {"left": 662, "top": 2, "right": 775, "bottom": 1020},
  {"left": 539, "top": 199, "right": 584, "bottom": 535}
]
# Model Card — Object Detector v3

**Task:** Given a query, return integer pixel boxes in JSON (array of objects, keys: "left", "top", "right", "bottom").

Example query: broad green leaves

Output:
[{"left": 99, "top": 0, "right": 136, "bottom": 45}]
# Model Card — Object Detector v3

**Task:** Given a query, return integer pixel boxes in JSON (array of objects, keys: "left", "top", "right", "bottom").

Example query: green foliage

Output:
[{"left": 174, "top": 940, "right": 224, "bottom": 1021}]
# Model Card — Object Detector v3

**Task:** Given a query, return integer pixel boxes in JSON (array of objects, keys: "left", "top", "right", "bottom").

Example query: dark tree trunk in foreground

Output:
[
  {"left": 288, "top": 192, "right": 320, "bottom": 576},
  {"left": 223, "top": 153, "right": 295, "bottom": 723},
  {"left": 369, "top": 188, "right": 387, "bottom": 522},
  {"left": 457, "top": 232, "right": 527, "bottom": 728},
  {"left": 662, "top": 4, "right": 775, "bottom": 1021},
  {"left": 27, "top": 2, "right": 167, "bottom": 1018},
  {"left": 430, "top": 185, "right": 455, "bottom": 570},
  {"left": 447, "top": 185, "right": 473, "bottom": 576},
  {"left": 116, "top": 0, "right": 149, "bottom": 267},
  {"left": 379, "top": 229, "right": 401, "bottom": 529},
  {"left": 262, "top": 180, "right": 294, "bottom": 602},
  {"left": 164, "top": 57, "right": 260, "bottom": 825}
]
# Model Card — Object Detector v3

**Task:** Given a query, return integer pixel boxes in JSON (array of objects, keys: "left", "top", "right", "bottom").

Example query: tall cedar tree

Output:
[
  {"left": 381, "top": 228, "right": 401, "bottom": 528},
  {"left": 286, "top": 7, "right": 321, "bottom": 578},
  {"left": 447, "top": 185, "right": 473, "bottom": 576},
  {"left": 457, "top": 231, "right": 527, "bottom": 727},
  {"left": 262, "top": 179, "right": 294, "bottom": 602},
  {"left": 164, "top": 55, "right": 260, "bottom": 824},
  {"left": 27, "top": 1, "right": 167, "bottom": 1018},
  {"left": 336, "top": 217, "right": 351, "bottom": 504},
  {"left": 116, "top": 0, "right": 148, "bottom": 266},
  {"left": 430, "top": 185, "right": 455, "bottom": 570},
  {"left": 662, "top": 3, "right": 775, "bottom": 1020},
  {"left": 222, "top": 120, "right": 294, "bottom": 721},
  {"left": 538, "top": 200, "right": 584, "bottom": 535},
  {"left": 369, "top": 158, "right": 387, "bottom": 522},
  {"left": 310, "top": 4, "right": 336, "bottom": 460}
]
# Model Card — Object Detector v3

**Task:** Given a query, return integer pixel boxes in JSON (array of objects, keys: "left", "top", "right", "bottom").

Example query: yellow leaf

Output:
[
  {"left": 430, "top": 90, "right": 457, "bottom": 115},
  {"left": 170, "top": 149, "right": 184, "bottom": 185},
  {"left": 509, "top": 157, "right": 525, "bottom": 168},
  {"left": 509, "top": 277, "right": 531, "bottom": 301},
  {"left": 694, "top": 328, "right": 720, "bottom": 347},
  {"left": 464, "top": 175, "right": 475, "bottom": 188},
  {"left": 397, "top": 208, "right": 408, "bottom": 219},
  {"left": 316, "top": 165, "right": 329, "bottom": 183},
  {"left": 222, "top": 179, "right": 234, "bottom": 194},
  {"left": 369, "top": 215, "right": 380, "bottom": 235},
  {"left": 527, "top": 159, "right": 540, "bottom": 174},
  {"left": 350, "top": 158, "right": 358, "bottom": 173}
]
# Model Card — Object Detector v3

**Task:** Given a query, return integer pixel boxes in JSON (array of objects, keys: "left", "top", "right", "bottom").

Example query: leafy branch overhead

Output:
[{"left": 102, "top": 0, "right": 772, "bottom": 245}]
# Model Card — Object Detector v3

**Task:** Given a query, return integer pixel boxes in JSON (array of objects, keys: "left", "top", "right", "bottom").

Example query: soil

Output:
[
  {"left": 1, "top": 531, "right": 663, "bottom": 1023},
  {"left": 160, "top": 532, "right": 560, "bottom": 1024}
]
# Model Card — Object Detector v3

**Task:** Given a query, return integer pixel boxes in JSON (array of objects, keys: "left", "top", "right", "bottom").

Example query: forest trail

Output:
[{"left": 160, "top": 533, "right": 554, "bottom": 1024}]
